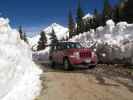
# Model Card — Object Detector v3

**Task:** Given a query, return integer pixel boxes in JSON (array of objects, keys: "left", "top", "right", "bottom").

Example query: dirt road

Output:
[{"left": 36, "top": 64, "right": 133, "bottom": 100}]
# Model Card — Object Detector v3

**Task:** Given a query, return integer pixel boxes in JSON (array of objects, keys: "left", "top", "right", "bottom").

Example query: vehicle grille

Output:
[{"left": 80, "top": 52, "right": 91, "bottom": 58}]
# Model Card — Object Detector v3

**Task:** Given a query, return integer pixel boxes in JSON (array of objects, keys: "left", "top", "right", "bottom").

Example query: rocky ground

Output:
[{"left": 35, "top": 64, "right": 133, "bottom": 100}]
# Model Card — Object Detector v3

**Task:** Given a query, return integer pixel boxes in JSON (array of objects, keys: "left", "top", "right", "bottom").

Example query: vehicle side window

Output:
[
  {"left": 60, "top": 44, "right": 65, "bottom": 50},
  {"left": 54, "top": 46, "right": 57, "bottom": 51},
  {"left": 57, "top": 45, "right": 62, "bottom": 50},
  {"left": 63, "top": 44, "right": 68, "bottom": 49},
  {"left": 57, "top": 44, "right": 65, "bottom": 50},
  {"left": 63, "top": 44, "right": 66, "bottom": 49},
  {"left": 50, "top": 46, "right": 55, "bottom": 53},
  {"left": 66, "top": 44, "right": 70, "bottom": 49},
  {"left": 51, "top": 46, "right": 57, "bottom": 52}
]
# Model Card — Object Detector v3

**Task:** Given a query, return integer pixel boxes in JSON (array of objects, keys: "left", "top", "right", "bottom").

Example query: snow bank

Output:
[
  {"left": 0, "top": 18, "right": 42, "bottom": 100},
  {"left": 32, "top": 47, "right": 50, "bottom": 63},
  {"left": 70, "top": 19, "right": 133, "bottom": 65}
]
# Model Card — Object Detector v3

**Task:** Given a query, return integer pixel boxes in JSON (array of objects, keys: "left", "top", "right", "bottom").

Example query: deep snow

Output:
[
  {"left": 0, "top": 18, "right": 42, "bottom": 100},
  {"left": 70, "top": 20, "right": 133, "bottom": 64}
]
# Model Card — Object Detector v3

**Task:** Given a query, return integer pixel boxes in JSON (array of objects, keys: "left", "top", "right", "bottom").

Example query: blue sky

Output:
[{"left": 0, "top": 0, "right": 118, "bottom": 36}]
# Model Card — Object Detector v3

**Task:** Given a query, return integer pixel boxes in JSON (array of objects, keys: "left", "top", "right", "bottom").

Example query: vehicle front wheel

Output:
[
  {"left": 63, "top": 58, "right": 72, "bottom": 71},
  {"left": 49, "top": 58, "right": 55, "bottom": 68},
  {"left": 88, "top": 65, "right": 96, "bottom": 69}
]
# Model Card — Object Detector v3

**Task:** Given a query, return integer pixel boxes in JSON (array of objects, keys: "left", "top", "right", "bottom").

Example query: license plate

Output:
[{"left": 85, "top": 59, "right": 91, "bottom": 63}]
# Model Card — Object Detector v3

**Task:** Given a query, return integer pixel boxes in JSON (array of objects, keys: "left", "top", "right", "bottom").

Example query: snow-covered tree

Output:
[{"left": 37, "top": 31, "right": 47, "bottom": 51}]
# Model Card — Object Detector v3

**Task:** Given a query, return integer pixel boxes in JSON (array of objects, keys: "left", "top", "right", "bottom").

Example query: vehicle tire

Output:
[
  {"left": 88, "top": 65, "right": 96, "bottom": 69},
  {"left": 128, "top": 58, "right": 133, "bottom": 68},
  {"left": 49, "top": 58, "right": 55, "bottom": 69},
  {"left": 63, "top": 58, "right": 72, "bottom": 71}
]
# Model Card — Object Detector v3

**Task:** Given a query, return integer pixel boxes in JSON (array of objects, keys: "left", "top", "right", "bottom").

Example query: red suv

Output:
[{"left": 49, "top": 42, "right": 97, "bottom": 70}]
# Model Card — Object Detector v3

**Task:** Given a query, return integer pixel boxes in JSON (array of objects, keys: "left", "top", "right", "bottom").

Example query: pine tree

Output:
[
  {"left": 103, "top": 0, "right": 113, "bottom": 24},
  {"left": 113, "top": 0, "right": 126, "bottom": 23},
  {"left": 18, "top": 26, "right": 28, "bottom": 43},
  {"left": 113, "top": 5, "right": 119, "bottom": 23},
  {"left": 49, "top": 28, "right": 58, "bottom": 45},
  {"left": 118, "top": 0, "right": 125, "bottom": 21},
  {"left": 122, "top": 0, "right": 133, "bottom": 23},
  {"left": 94, "top": 8, "right": 99, "bottom": 18},
  {"left": 18, "top": 26, "right": 24, "bottom": 40},
  {"left": 93, "top": 8, "right": 99, "bottom": 29},
  {"left": 37, "top": 31, "right": 47, "bottom": 51},
  {"left": 76, "top": 0, "right": 85, "bottom": 34},
  {"left": 68, "top": 9, "right": 75, "bottom": 38},
  {"left": 23, "top": 32, "right": 28, "bottom": 43},
  {"left": 84, "top": 20, "right": 91, "bottom": 32},
  {"left": 90, "top": 19, "right": 95, "bottom": 29}
]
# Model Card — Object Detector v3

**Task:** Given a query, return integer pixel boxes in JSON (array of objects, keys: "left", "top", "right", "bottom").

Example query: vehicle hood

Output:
[{"left": 66, "top": 48, "right": 92, "bottom": 53}]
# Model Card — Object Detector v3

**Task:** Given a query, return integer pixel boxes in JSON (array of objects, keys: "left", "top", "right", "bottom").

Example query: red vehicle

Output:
[{"left": 49, "top": 42, "right": 97, "bottom": 70}]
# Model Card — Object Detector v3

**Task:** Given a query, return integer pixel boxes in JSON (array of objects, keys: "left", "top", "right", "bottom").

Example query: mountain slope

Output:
[
  {"left": 44, "top": 23, "right": 68, "bottom": 40},
  {"left": 83, "top": 13, "right": 93, "bottom": 20},
  {"left": 28, "top": 23, "right": 68, "bottom": 47},
  {"left": 28, "top": 35, "right": 40, "bottom": 47}
]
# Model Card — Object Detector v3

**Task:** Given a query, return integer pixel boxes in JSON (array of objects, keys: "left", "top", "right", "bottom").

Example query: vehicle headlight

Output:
[{"left": 91, "top": 52, "right": 95, "bottom": 58}]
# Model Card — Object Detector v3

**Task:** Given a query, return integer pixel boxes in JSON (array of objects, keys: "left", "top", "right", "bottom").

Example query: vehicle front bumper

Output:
[{"left": 69, "top": 57, "right": 97, "bottom": 66}]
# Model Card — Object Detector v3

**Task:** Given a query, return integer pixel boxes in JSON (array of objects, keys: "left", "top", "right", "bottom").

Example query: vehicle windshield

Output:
[{"left": 66, "top": 43, "right": 83, "bottom": 49}]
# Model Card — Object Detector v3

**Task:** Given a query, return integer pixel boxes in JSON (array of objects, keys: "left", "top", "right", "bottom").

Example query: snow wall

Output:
[
  {"left": 0, "top": 18, "right": 42, "bottom": 100},
  {"left": 70, "top": 20, "right": 133, "bottom": 65}
]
